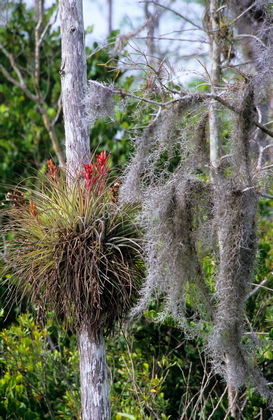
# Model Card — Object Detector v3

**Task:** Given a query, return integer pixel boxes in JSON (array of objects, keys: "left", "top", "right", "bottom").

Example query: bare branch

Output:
[
  {"left": 230, "top": 0, "right": 260, "bottom": 26},
  {"left": 40, "top": 107, "right": 65, "bottom": 167},
  {"left": 247, "top": 279, "right": 271, "bottom": 298},
  {"left": 52, "top": 93, "right": 62, "bottom": 127},
  {"left": 34, "top": 0, "right": 43, "bottom": 94},
  {"left": 39, "top": 7, "right": 58, "bottom": 46},
  {"left": 140, "top": 0, "right": 204, "bottom": 32},
  {"left": 0, "top": 43, "right": 29, "bottom": 92},
  {"left": 254, "top": 121, "right": 273, "bottom": 140},
  {"left": 234, "top": 34, "right": 267, "bottom": 48},
  {"left": 0, "top": 62, "right": 37, "bottom": 103},
  {"left": 136, "top": 35, "right": 208, "bottom": 44}
]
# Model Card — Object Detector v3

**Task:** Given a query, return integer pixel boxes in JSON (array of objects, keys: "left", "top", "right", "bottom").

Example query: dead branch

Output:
[{"left": 140, "top": 0, "right": 204, "bottom": 32}]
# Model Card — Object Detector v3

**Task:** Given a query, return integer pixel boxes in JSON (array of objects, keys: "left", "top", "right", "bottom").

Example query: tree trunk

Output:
[
  {"left": 207, "top": 0, "right": 221, "bottom": 182},
  {"left": 79, "top": 325, "right": 111, "bottom": 420},
  {"left": 59, "top": 1, "right": 111, "bottom": 419},
  {"left": 107, "top": 0, "right": 113, "bottom": 36},
  {"left": 227, "top": 379, "right": 240, "bottom": 419},
  {"left": 207, "top": 1, "right": 241, "bottom": 416},
  {"left": 59, "top": 0, "right": 90, "bottom": 179}
]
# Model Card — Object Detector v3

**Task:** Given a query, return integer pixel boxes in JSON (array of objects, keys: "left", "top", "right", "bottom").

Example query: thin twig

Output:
[
  {"left": 207, "top": 386, "right": 228, "bottom": 420},
  {"left": 231, "top": 0, "right": 260, "bottom": 25},
  {"left": 39, "top": 7, "right": 58, "bottom": 46},
  {"left": 140, "top": 0, "right": 204, "bottom": 32},
  {"left": 234, "top": 33, "right": 267, "bottom": 48}
]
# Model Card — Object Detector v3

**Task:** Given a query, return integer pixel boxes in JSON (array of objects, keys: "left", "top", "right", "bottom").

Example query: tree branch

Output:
[
  {"left": 140, "top": 0, "right": 204, "bottom": 32},
  {"left": 34, "top": 0, "right": 43, "bottom": 94},
  {"left": 0, "top": 40, "right": 65, "bottom": 166},
  {"left": 0, "top": 61, "right": 37, "bottom": 103}
]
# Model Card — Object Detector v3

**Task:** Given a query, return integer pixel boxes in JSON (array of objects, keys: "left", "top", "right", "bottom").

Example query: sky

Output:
[
  {"left": 19, "top": 0, "right": 209, "bottom": 82},
  {"left": 24, "top": 0, "right": 147, "bottom": 43}
]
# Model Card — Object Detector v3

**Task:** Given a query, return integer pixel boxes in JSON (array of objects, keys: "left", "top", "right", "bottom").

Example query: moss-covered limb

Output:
[
  {"left": 121, "top": 100, "right": 203, "bottom": 204},
  {"left": 209, "top": 184, "right": 269, "bottom": 396},
  {"left": 132, "top": 176, "right": 214, "bottom": 324},
  {"left": 231, "top": 82, "right": 255, "bottom": 182},
  {"left": 191, "top": 112, "right": 210, "bottom": 170}
]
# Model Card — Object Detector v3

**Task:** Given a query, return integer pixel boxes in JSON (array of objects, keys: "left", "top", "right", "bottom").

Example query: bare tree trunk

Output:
[
  {"left": 59, "top": 2, "right": 111, "bottom": 419},
  {"left": 34, "top": 0, "right": 44, "bottom": 22},
  {"left": 207, "top": 0, "right": 221, "bottom": 182},
  {"left": 59, "top": 0, "right": 90, "bottom": 178},
  {"left": 227, "top": 381, "right": 240, "bottom": 419},
  {"left": 79, "top": 325, "right": 111, "bottom": 420},
  {"left": 107, "top": 0, "right": 113, "bottom": 36},
  {"left": 207, "top": 2, "right": 241, "bottom": 417},
  {"left": 144, "top": 2, "right": 158, "bottom": 62}
]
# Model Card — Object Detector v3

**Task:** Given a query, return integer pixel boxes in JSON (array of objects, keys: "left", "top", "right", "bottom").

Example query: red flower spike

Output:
[
  {"left": 83, "top": 163, "right": 95, "bottom": 192},
  {"left": 29, "top": 200, "right": 39, "bottom": 223},
  {"left": 47, "top": 159, "right": 58, "bottom": 182},
  {"left": 95, "top": 151, "right": 109, "bottom": 176},
  {"left": 82, "top": 151, "right": 110, "bottom": 196}
]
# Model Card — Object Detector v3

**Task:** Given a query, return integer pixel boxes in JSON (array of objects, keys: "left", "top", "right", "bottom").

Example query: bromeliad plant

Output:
[{"left": 1, "top": 152, "right": 144, "bottom": 332}]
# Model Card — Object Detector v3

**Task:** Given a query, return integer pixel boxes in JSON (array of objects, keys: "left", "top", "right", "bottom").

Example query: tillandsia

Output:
[
  {"left": 121, "top": 79, "right": 273, "bottom": 399},
  {"left": 0, "top": 152, "right": 144, "bottom": 332}
]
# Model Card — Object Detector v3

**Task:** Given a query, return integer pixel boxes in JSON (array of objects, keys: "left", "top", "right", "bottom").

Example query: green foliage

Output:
[
  {"left": 0, "top": 1, "right": 63, "bottom": 194},
  {"left": 0, "top": 1, "right": 137, "bottom": 331},
  {"left": 0, "top": 308, "right": 272, "bottom": 419},
  {"left": 0, "top": 2, "right": 135, "bottom": 200},
  {"left": 1, "top": 2, "right": 273, "bottom": 419},
  {"left": 0, "top": 313, "right": 80, "bottom": 419}
]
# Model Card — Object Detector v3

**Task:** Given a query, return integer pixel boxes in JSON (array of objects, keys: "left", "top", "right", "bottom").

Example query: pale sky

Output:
[
  {"left": 23, "top": 0, "right": 208, "bottom": 82},
  {"left": 24, "top": 0, "right": 146, "bottom": 43}
]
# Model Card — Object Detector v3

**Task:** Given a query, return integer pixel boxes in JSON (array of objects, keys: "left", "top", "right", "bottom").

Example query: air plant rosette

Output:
[{"left": 1, "top": 152, "right": 144, "bottom": 332}]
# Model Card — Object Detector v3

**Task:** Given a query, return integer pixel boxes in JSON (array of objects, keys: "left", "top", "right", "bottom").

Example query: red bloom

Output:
[
  {"left": 82, "top": 151, "right": 109, "bottom": 195},
  {"left": 95, "top": 151, "right": 108, "bottom": 176},
  {"left": 29, "top": 200, "right": 39, "bottom": 223},
  {"left": 83, "top": 163, "right": 96, "bottom": 192},
  {"left": 47, "top": 159, "right": 58, "bottom": 182}
]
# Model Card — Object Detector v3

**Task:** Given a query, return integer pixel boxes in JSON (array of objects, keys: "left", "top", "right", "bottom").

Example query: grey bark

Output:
[
  {"left": 79, "top": 326, "right": 111, "bottom": 420},
  {"left": 59, "top": 2, "right": 111, "bottom": 419},
  {"left": 207, "top": 2, "right": 241, "bottom": 417},
  {"left": 59, "top": 0, "right": 90, "bottom": 179},
  {"left": 228, "top": 0, "right": 273, "bottom": 161},
  {"left": 107, "top": 0, "right": 113, "bottom": 36},
  {"left": 207, "top": 0, "right": 221, "bottom": 181}
]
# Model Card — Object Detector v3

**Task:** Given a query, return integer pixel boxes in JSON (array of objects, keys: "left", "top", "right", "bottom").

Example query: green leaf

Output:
[
  {"left": 116, "top": 413, "right": 136, "bottom": 420},
  {"left": 269, "top": 328, "right": 273, "bottom": 340},
  {"left": 85, "top": 25, "right": 94, "bottom": 34}
]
